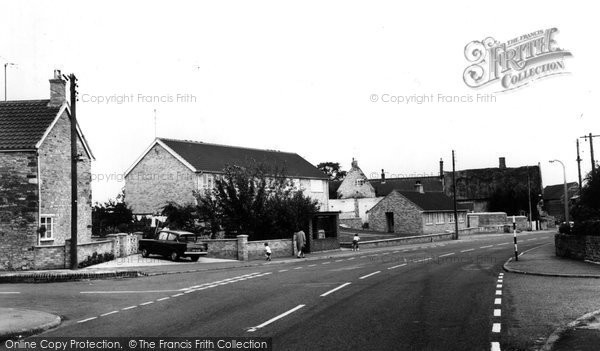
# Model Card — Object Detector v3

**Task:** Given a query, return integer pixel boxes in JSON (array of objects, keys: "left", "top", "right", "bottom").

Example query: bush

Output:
[
  {"left": 78, "top": 251, "right": 115, "bottom": 268},
  {"left": 558, "top": 222, "right": 571, "bottom": 234},
  {"left": 572, "top": 220, "right": 600, "bottom": 237}
]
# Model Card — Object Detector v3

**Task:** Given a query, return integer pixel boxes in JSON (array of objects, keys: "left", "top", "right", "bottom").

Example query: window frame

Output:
[{"left": 40, "top": 215, "right": 55, "bottom": 241}]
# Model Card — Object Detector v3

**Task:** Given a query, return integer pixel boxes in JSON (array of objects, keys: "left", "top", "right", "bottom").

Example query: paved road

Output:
[{"left": 1, "top": 231, "right": 555, "bottom": 350}]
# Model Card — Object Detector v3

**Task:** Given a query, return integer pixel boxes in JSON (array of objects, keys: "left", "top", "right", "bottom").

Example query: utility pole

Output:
[
  {"left": 527, "top": 166, "right": 532, "bottom": 231},
  {"left": 452, "top": 150, "right": 459, "bottom": 240},
  {"left": 69, "top": 73, "right": 79, "bottom": 270},
  {"left": 576, "top": 139, "right": 582, "bottom": 192},
  {"left": 580, "top": 133, "right": 599, "bottom": 171}
]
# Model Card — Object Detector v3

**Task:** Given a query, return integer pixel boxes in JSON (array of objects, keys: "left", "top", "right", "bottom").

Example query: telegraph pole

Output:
[
  {"left": 452, "top": 150, "right": 459, "bottom": 240},
  {"left": 580, "top": 133, "right": 599, "bottom": 171},
  {"left": 576, "top": 139, "right": 582, "bottom": 192},
  {"left": 69, "top": 73, "right": 79, "bottom": 270},
  {"left": 527, "top": 166, "right": 532, "bottom": 231}
]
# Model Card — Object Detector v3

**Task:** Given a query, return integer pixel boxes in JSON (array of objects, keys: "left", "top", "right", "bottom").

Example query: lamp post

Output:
[
  {"left": 549, "top": 160, "right": 569, "bottom": 224},
  {"left": 4, "top": 62, "right": 16, "bottom": 101}
]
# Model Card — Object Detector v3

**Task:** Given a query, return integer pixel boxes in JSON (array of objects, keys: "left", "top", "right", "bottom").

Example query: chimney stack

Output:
[
  {"left": 439, "top": 158, "right": 444, "bottom": 179},
  {"left": 351, "top": 158, "right": 358, "bottom": 169},
  {"left": 381, "top": 169, "right": 386, "bottom": 184},
  {"left": 499, "top": 157, "right": 506, "bottom": 169},
  {"left": 48, "top": 69, "right": 66, "bottom": 107},
  {"left": 414, "top": 180, "right": 424, "bottom": 194}
]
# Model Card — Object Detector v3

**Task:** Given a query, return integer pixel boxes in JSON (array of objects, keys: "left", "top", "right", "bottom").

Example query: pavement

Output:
[
  {"left": 0, "top": 308, "right": 61, "bottom": 340},
  {"left": 503, "top": 239, "right": 600, "bottom": 351}
]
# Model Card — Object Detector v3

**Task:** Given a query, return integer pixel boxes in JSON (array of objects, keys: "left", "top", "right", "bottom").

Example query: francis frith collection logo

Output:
[{"left": 463, "top": 28, "right": 572, "bottom": 91}]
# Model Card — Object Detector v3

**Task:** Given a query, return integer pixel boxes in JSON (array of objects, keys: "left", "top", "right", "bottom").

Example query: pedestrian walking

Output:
[
  {"left": 352, "top": 233, "right": 360, "bottom": 251},
  {"left": 295, "top": 229, "right": 306, "bottom": 258},
  {"left": 264, "top": 242, "right": 272, "bottom": 261}
]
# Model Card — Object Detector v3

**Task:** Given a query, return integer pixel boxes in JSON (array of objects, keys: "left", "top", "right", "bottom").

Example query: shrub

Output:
[
  {"left": 572, "top": 220, "right": 600, "bottom": 237},
  {"left": 78, "top": 251, "right": 116, "bottom": 268},
  {"left": 558, "top": 222, "right": 571, "bottom": 234}
]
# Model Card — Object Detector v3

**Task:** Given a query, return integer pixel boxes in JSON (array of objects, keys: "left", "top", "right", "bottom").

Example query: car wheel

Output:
[
  {"left": 141, "top": 249, "right": 149, "bottom": 258},
  {"left": 190, "top": 256, "right": 199, "bottom": 262},
  {"left": 170, "top": 251, "right": 179, "bottom": 262}
]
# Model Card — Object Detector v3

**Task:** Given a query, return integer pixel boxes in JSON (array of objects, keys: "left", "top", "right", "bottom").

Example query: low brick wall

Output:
[
  {"left": 555, "top": 234, "right": 600, "bottom": 262},
  {"left": 33, "top": 245, "right": 66, "bottom": 270},
  {"left": 248, "top": 239, "right": 293, "bottom": 260},
  {"left": 204, "top": 239, "right": 238, "bottom": 260},
  {"left": 341, "top": 232, "right": 454, "bottom": 249}
]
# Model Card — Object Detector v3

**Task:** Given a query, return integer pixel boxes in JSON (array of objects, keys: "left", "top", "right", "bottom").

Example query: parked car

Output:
[{"left": 139, "top": 229, "right": 208, "bottom": 261}]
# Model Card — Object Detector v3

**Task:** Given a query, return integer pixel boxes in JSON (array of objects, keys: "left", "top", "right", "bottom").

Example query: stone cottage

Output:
[
  {"left": 367, "top": 186, "right": 469, "bottom": 235},
  {"left": 0, "top": 71, "right": 94, "bottom": 270},
  {"left": 124, "top": 138, "right": 329, "bottom": 217}
]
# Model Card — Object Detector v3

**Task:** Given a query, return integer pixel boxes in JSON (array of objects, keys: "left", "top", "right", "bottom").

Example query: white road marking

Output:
[
  {"left": 491, "top": 341, "right": 501, "bottom": 351},
  {"left": 393, "top": 251, "right": 400, "bottom": 253},
  {"left": 279, "top": 269, "right": 289, "bottom": 272},
  {"left": 414, "top": 258, "right": 432, "bottom": 263},
  {"left": 322, "top": 262, "right": 331, "bottom": 265},
  {"left": 335, "top": 259, "right": 344, "bottom": 262},
  {"left": 140, "top": 301, "right": 154, "bottom": 306},
  {"left": 294, "top": 267, "right": 303, "bottom": 270},
  {"left": 492, "top": 323, "right": 501, "bottom": 333},
  {"left": 496, "top": 290, "right": 502, "bottom": 295},
  {"left": 347, "top": 257, "right": 355, "bottom": 260},
  {"left": 157, "top": 297, "right": 170, "bottom": 301},
  {"left": 497, "top": 280, "right": 503, "bottom": 284},
  {"left": 387, "top": 264, "right": 407, "bottom": 270},
  {"left": 122, "top": 306, "right": 137, "bottom": 311},
  {"left": 81, "top": 289, "right": 182, "bottom": 294},
  {"left": 247, "top": 304, "right": 305, "bottom": 332},
  {"left": 497, "top": 243, "right": 509, "bottom": 246},
  {"left": 359, "top": 271, "right": 381, "bottom": 280},
  {"left": 172, "top": 293, "right": 184, "bottom": 297},
  {"left": 0, "top": 292, "right": 20, "bottom": 294},
  {"left": 100, "top": 311, "right": 119, "bottom": 317},
  {"left": 439, "top": 252, "right": 455, "bottom": 257},
  {"left": 496, "top": 284, "right": 502, "bottom": 289},
  {"left": 308, "top": 264, "right": 316, "bottom": 267},
  {"left": 530, "top": 238, "right": 538, "bottom": 240},
  {"left": 320, "top": 282, "right": 351, "bottom": 297},
  {"left": 460, "top": 249, "right": 475, "bottom": 253},
  {"left": 494, "top": 309, "right": 501, "bottom": 317},
  {"left": 494, "top": 298, "right": 501, "bottom": 305},
  {"left": 77, "top": 317, "right": 97, "bottom": 323},
  {"left": 480, "top": 245, "right": 493, "bottom": 249},
  {"left": 360, "top": 256, "right": 367, "bottom": 259}
]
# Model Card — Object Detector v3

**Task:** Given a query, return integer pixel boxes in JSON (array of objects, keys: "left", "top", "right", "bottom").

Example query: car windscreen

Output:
[{"left": 179, "top": 235, "right": 199, "bottom": 243}]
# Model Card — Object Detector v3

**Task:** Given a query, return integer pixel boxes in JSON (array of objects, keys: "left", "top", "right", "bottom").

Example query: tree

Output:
[
  {"left": 571, "top": 167, "right": 600, "bottom": 222},
  {"left": 196, "top": 162, "right": 319, "bottom": 240},
  {"left": 160, "top": 202, "right": 198, "bottom": 232},
  {"left": 317, "top": 162, "right": 347, "bottom": 181},
  {"left": 92, "top": 190, "right": 133, "bottom": 236}
]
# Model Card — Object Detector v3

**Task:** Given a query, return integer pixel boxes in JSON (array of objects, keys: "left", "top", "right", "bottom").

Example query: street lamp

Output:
[
  {"left": 4, "top": 62, "right": 16, "bottom": 101},
  {"left": 549, "top": 160, "right": 569, "bottom": 224}
]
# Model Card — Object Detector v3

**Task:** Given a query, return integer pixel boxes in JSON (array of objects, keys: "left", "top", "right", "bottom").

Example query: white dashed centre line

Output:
[
  {"left": 294, "top": 267, "right": 303, "bottom": 270},
  {"left": 157, "top": 297, "right": 170, "bottom": 301},
  {"left": 347, "top": 257, "right": 355, "bottom": 260},
  {"left": 77, "top": 317, "right": 97, "bottom": 323},
  {"left": 140, "top": 301, "right": 154, "bottom": 306},
  {"left": 494, "top": 298, "right": 501, "bottom": 305},
  {"left": 100, "top": 311, "right": 118, "bottom": 317},
  {"left": 494, "top": 309, "right": 501, "bottom": 317},
  {"left": 322, "top": 262, "right": 331, "bottom": 265},
  {"left": 279, "top": 269, "right": 288, "bottom": 272},
  {"left": 460, "top": 249, "right": 475, "bottom": 253},
  {"left": 308, "top": 264, "right": 316, "bottom": 267},
  {"left": 496, "top": 284, "right": 502, "bottom": 289},
  {"left": 359, "top": 271, "right": 381, "bottom": 280},
  {"left": 496, "top": 290, "right": 502, "bottom": 295},
  {"left": 480, "top": 245, "right": 493, "bottom": 249},
  {"left": 491, "top": 342, "right": 501, "bottom": 351},
  {"left": 492, "top": 323, "right": 501, "bottom": 333},
  {"left": 387, "top": 264, "right": 407, "bottom": 270},
  {"left": 439, "top": 252, "right": 455, "bottom": 257},
  {"left": 320, "top": 282, "right": 351, "bottom": 297},
  {"left": 122, "top": 306, "right": 137, "bottom": 311},
  {"left": 247, "top": 304, "right": 305, "bottom": 333}
]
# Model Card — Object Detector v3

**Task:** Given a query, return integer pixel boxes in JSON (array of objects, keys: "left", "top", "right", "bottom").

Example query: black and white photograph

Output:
[{"left": 1, "top": 1, "right": 599, "bottom": 350}]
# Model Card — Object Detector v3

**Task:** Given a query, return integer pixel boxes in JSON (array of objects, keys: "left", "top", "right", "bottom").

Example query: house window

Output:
[
  {"left": 435, "top": 213, "right": 445, "bottom": 224},
  {"left": 198, "top": 174, "right": 215, "bottom": 190},
  {"left": 459, "top": 213, "right": 465, "bottom": 223},
  {"left": 448, "top": 213, "right": 455, "bottom": 223},
  {"left": 40, "top": 216, "right": 54, "bottom": 241},
  {"left": 310, "top": 179, "right": 323, "bottom": 193},
  {"left": 355, "top": 179, "right": 365, "bottom": 186},
  {"left": 425, "top": 213, "right": 434, "bottom": 225}
]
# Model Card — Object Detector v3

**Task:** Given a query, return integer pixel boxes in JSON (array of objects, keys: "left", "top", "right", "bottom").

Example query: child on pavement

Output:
[
  {"left": 352, "top": 233, "right": 360, "bottom": 251},
  {"left": 264, "top": 242, "right": 272, "bottom": 261}
]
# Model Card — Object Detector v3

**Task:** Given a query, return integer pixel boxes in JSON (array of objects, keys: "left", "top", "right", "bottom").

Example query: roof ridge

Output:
[
  {"left": 0, "top": 99, "right": 51, "bottom": 104},
  {"left": 158, "top": 137, "right": 298, "bottom": 156}
]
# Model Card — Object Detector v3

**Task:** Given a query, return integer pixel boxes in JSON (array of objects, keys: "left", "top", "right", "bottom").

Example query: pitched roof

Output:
[
  {"left": 0, "top": 100, "right": 61, "bottom": 150},
  {"left": 370, "top": 177, "right": 444, "bottom": 197},
  {"left": 127, "top": 138, "right": 328, "bottom": 179},
  {"left": 397, "top": 191, "right": 470, "bottom": 211},
  {"left": 544, "top": 182, "right": 579, "bottom": 200}
]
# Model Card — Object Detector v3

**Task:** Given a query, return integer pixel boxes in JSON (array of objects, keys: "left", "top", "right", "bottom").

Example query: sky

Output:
[{"left": 1, "top": 1, "right": 598, "bottom": 202}]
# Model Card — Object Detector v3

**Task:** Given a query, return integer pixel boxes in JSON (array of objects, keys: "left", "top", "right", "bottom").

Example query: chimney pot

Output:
[
  {"left": 414, "top": 181, "right": 424, "bottom": 194},
  {"left": 381, "top": 169, "right": 386, "bottom": 184}
]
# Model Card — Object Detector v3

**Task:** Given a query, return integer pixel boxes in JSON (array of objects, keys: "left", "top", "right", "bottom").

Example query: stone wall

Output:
[
  {"left": 468, "top": 212, "right": 507, "bottom": 227},
  {"left": 247, "top": 238, "right": 293, "bottom": 260},
  {"left": 422, "top": 212, "right": 468, "bottom": 235},
  {"left": 341, "top": 232, "right": 454, "bottom": 249},
  {"left": 0, "top": 151, "right": 38, "bottom": 270},
  {"left": 555, "top": 234, "right": 600, "bottom": 262},
  {"left": 125, "top": 143, "right": 197, "bottom": 214},
  {"left": 368, "top": 191, "right": 423, "bottom": 234},
  {"left": 204, "top": 239, "right": 238, "bottom": 260},
  {"left": 310, "top": 237, "right": 340, "bottom": 252},
  {"left": 38, "top": 109, "right": 92, "bottom": 245}
]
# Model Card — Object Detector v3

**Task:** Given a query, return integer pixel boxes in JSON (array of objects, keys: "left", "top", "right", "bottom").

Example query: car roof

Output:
[{"left": 160, "top": 230, "right": 194, "bottom": 236}]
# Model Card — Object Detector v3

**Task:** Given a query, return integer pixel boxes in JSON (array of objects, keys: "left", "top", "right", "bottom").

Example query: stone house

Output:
[
  {"left": 0, "top": 71, "right": 94, "bottom": 270},
  {"left": 124, "top": 138, "right": 329, "bottom": 216},
  {"left": 367, "top": 187, "right": 469, "bottom": 235},
  {"left": 543, "top": 182, "right": 579, "bottom": 222}
]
